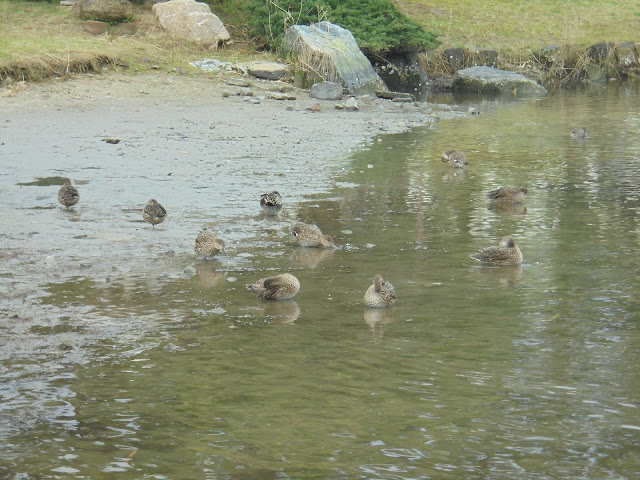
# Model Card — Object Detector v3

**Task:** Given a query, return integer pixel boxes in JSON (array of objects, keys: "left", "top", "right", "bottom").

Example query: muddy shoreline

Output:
[{"left": 0, "top": 71, "right": 467, "bottom": 362}]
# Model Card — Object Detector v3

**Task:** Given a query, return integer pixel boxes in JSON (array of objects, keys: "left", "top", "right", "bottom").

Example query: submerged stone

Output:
[{"left": 453, "top": 66, "right": 547, "bottom": 96}]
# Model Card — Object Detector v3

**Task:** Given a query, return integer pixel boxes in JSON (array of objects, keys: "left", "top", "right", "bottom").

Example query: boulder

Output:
[
  {"left": 152, "top": 0, "right": 230, "bottom": 48},
  {"left": 371, "top": 52, "right": 428, "bottom": 96},
  {"left": 74, "top": 0, "right": 133, "bottom": 22},
  {"left": 615, "top": 42, "right": 638, "bottom": 68},
  {"left": 587, "top": 42, "right": 615, "bottom": 62},
  {"left": 282, "top": 21, "right": 387, "bottom": 97},
  {"left": 246, "top": 61, "right": 288, "bottom": 81},
  {"left": 310, "top": 81, "right": 343, "bottom": 100},
  {"left": 468, "top": 47, "right": 499, "bottom": 68},
  {"left": 443, "top": 47, "right": 466, "bottom": 71},
  {"left": 539, "top": 44, "right": 572, "bottom": 66},
  {"left": 453, "top": 66, "right": 547, "bottom": 96}
]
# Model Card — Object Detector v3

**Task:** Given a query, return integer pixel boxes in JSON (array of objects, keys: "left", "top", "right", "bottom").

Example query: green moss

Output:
[{"left": 246, "top": 0, "right": 439, "bottom": 53}]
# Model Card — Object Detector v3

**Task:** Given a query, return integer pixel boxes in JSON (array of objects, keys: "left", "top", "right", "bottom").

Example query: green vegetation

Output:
[
  {"left": 1, "top": 0, "right": 638, "bottom": 83},
  {"left": 247, "top": 0, "right": 439, "bottom": 53}
]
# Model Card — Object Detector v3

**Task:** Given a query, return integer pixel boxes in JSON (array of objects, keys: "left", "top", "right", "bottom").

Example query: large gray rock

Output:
[
  {"left": 74, "top": 0, "right": 133, "bottom": 22},
  {"left": 152, "top": 0, "right": 230, "bottom": 48},
  {"left": 453, "top": 66, "right": 547, "bottom": 96},
  {"left": 282, "top": 21, "right": 387, "bottom": 97}
]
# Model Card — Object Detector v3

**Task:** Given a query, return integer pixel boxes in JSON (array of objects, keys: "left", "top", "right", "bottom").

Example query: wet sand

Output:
[{"left": 0, "top": 71, "right": 465, "bottom": 360}]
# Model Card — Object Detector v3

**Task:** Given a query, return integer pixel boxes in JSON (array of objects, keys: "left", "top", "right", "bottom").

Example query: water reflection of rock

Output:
[
  {"left": 260, "top": 300, "right": 301, "bottom": 324},
  {"left": 364, "top": 307, "right": 395, "bottom": 339},
  {"left": 193, "top": 262, "right": 227, "bottom": 289},
  {"left": 290, "top": 246, "right": 334, "bottom": 269},
  {"left": 487, "top": 202, "right": 527, "bottom": 216},
  {"left": 473, "top": 264, "right": 523, "bottom": 287}
]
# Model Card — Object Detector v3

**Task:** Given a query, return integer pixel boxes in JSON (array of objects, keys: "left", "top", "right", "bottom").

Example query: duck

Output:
[
  {"left": 246, "top": 273, "right": 300, "bottom": 300},
  {"left": 57, "top": 181, "right": 79, "bottom": 209},
  {"left": 291, "top": 222, "right": 334, "bottom": 248},
  {"left": 486, "top": 187, "right": 528, "bottom": 204},
  {"left": 470, "top": 236, "right": 523, "bottom": 265},
  {"left": 570, "top": 127, "right": 588, "bottom": 139},
  {"left": 364, "top": 274, "right": 396, "bottom": 308},
  {"left": 194, "top": 230, "right": 225, "bottom": 259},
  {"left": 441, "top": 150, "right": 468, "bottom": 168},
  {"left": 142, "top": 199, "right": 167, "bottom": 228},
  {"left": 260, "top": 191, "right": 283, "bottom": 215}
]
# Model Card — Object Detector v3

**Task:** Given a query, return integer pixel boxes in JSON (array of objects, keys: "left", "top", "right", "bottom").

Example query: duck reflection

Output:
[
  {"left": 488, "top": 202, "right": 527, "bottom": 216},
  {"left": 441, "top": 168, "right": 468, "bottom": 183},
  {"left": 290, "top": 246, "right": 334, "bottom": 269},
  {"left": 260, "top": 300, "right": 301, "bottom": 324},
  {"left": 364, "top": 306, "right": 395, "bottom": 340},
  {"left": 472, "top": 264, "right": 523, "bottom": 287},
  {"left": 193, "top": 262, "right": 227, "bottom": 289}
]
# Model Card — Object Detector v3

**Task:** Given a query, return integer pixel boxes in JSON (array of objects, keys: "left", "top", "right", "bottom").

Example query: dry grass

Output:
[
  {"left": 395, "top": 0, "right": 639, "bottom": 55},
  {"left": 0, "top": 1, "right": 274, "bottom": 82}
]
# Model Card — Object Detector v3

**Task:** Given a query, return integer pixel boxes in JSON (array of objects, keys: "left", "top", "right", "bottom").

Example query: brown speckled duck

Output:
[
  {"left": 194, "top": 230, "right": 225, "bottom": 259},
  {"left": 246, "top": 273, "right": 300, "bottom": 300},
  {"left": 441, "top": 150, "right": 468, "bottom": 168},
  {"left": 142, "top": 199, "right": 167, "bottom": 228},
  {"left": 470, "top": 236, "right": 523, "bottom": 265},
  {"left": 364, "top": 274, "right": 396, "bottom": 308},
  {"left": 291, "top": 222, "right": 334, "bottom": 248},
  {"left": 487, "top": 187, "right": 528, "bottom": 204},
  {"left": 260, "top": 191, "right": 283, "bottom": 215},
  {"left": 57, "top": 181, "right": 79, "bottom": 209},
  {"left": 570, "top": 127, "right": 588, "bottom": 139}
]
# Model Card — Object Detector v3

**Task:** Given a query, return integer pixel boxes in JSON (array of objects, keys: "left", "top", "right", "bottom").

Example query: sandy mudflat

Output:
[{"left": 0, "top": 71, "right": 465, "bottom": 359}]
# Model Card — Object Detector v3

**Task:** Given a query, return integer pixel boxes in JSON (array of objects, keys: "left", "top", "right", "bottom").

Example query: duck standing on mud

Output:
[
  {"left": 194, "top": 230, "right": 225, "bottom": 259},
  {"left": 57, "top": 181, "right": 79, "bottom": 209},
  {"left": 142, "top": 199, "right": 167, "bottom": 228},
  {"left": 260, "top": 191, "right": 283, "bottom": 215}
]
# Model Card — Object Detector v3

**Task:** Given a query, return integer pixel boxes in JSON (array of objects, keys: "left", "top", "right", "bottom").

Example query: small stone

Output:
[
  {"left": 265, "top": 91, "right": 296, "bottom": 101},
  {"left": 246, "top": 61, "right": 288, "bottom": 81},
  {"left": 222, "top": 77, "right": 251, "bottom": 87},
  {"left": 112, "top": 21, "right": 137, "bottom": 35},
  {"left": 80, "top": 20, "right": 109, "bottom": 35},
  {"left": 344, "top": 97, "right": 359, "bottom": 111}
]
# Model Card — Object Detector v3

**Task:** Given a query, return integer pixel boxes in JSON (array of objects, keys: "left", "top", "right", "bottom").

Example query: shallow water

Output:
[{"left": 1, "top": 83, "right": 640, "bottom": 479}]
